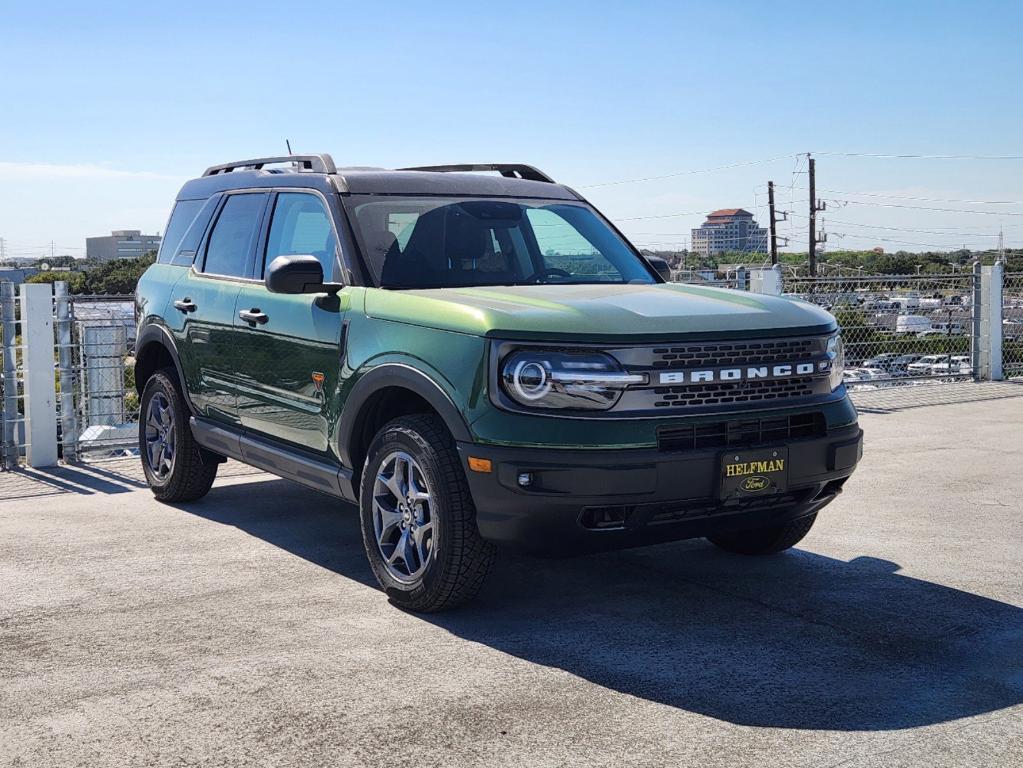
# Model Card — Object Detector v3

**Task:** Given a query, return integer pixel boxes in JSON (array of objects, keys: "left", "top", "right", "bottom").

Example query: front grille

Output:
[
  {"left": 651, "top": 376, "right": 816, "bottom": 408},
  {"left": 656, "top": 413, "right": 825, "bottom": 452},
  {"left": 650, "top": 338, "right": 819, "bottom": 369},
  {"left": 608, "top": 334, "right": 832, "bottom": 413}
]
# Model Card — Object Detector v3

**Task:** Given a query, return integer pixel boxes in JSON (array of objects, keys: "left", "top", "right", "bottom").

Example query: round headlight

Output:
[
  {"left": 500, "top": 349, "right": 646, "bottom": 411},
  {"left": 510, "top": 359, "right": 552, "bottom": 401}
]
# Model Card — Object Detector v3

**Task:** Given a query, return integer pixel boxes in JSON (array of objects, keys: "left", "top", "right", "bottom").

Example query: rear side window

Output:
[
  {"left": 157, "top": 200, "right": 203, "bottom": 264},
  {"left": 170, "top": 196, "right": 220, "bottom": 266},
  {"left": 202, "top": 193, "right": 266, "bottom": 278},
  {"left": 263, "top": 193, "right": 337, "bottom": 278}
]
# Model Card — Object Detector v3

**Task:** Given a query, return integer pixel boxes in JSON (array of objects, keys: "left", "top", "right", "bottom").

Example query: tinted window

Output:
[
  {"left": 202, "top": 193, "right": 265, "bottom": 277},
  {"left": 170, "top": 196, "right": 220, "bottom": 267},
  {"left": 157, "top": 199, "right": 203, "bottom": 265},
  {"left": 348, "top": 196, "right": 654, "bottom": 289},
  {"left": 263, "top": 193, "right": 337, "bottom": 278}
]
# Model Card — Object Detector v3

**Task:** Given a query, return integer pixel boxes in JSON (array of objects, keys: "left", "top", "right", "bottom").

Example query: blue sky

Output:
[{"left": 2, "top": 0, "right": 1022, "bottom": 258}]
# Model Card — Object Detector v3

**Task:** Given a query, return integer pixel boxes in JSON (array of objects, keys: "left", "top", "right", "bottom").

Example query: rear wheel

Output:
[
  {"left": 139, "top": 369, "right": 217, "bottom": 502},
  {"left": 707, "top": 512, "right": 818, "bottom": 555},
  {"left": 359, "top": 414, "right": 494, "bottom": 612}
]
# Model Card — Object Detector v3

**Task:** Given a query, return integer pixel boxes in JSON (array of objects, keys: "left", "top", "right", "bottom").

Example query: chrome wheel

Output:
[
  {"left": 144, "top": 392, "right": 175, "bottom": 480},
  {"left": 372, "top": 451, "right": 436, "bottom": 582}
]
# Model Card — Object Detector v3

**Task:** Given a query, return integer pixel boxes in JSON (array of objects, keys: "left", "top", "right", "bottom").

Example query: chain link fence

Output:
[
  {"left": 1005, "top": 272, "right": 1023, "bottom": 378},
  {"left": 0, "top": 281, "right": 25, "bottom": 469},
  {"left": 1, "top": 273, "right": 1019, "bottom": 470},
  {"left": 781, "top": 273, "right": 976, "bottom": 390},
  {"left": 66, "top": 294, "right": 138, "bottom": 458}
]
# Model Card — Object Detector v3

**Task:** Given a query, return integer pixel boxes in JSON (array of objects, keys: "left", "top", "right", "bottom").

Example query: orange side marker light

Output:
[{"left": 467, "top": 457, "right": 492, "bottom": 473}]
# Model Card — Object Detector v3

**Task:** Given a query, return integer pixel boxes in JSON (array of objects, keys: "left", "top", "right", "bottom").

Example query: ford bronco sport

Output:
[{"left": 134, "top": 154, "right": 862, "bottom": 612}]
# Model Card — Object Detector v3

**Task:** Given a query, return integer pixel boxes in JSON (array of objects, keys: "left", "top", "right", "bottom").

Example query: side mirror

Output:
[
  {"left": 265, "top": 255, "right": 339, "bottom": 295},
  {"left": 644, "top": 255, "right": 672, "bottom": 282}
]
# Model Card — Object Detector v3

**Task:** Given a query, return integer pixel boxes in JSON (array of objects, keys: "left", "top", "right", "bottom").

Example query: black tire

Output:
[
  {"left": 707, "top": 512, "right": 818, "bottom": 555},
  {"left": 359, "top": 414, "right": 495, "bottom": 612},
  {"left": 139, "top": 368, "right": 217, "bottom": 502}
]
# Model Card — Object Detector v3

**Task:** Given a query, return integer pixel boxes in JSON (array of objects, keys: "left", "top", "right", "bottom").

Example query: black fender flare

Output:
[
  {"left": 134, "top": 324, "right": 196, "bottom": 415},
  {"left": 337, "top": 364, "right": 472, "bottom": 469}
]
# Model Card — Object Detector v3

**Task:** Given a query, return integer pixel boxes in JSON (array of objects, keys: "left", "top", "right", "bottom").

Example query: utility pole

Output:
[
  {"left": 766, "top": 180, "right": 789, "bottom": 266},
  {"left": 0, "top": 237, "right": 5, "bottom": 262},
  {"left": 806, "top": 154, "right": 827, "bottom": 276}
]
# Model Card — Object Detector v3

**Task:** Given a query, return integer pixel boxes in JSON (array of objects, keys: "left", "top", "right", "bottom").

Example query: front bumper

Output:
[{"left": 457, "top": 423, "right": 862, "bottom": 554}]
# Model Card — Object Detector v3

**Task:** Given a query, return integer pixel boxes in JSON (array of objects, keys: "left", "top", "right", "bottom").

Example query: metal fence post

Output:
[
  {"left": 1, "top": 282, "right": 18, "bottom": 469},
  {"left": 971, "top": 260, "right": 982, "bottom": 380},
  {"left": 20, "top": 283, "right": 59, "bottom": 467},
  {"left": 979, "top": 261, "right": 1004, "bottom": 381},
  {"left": 54, "top": 282, "right": 79, "bottom": 462}
]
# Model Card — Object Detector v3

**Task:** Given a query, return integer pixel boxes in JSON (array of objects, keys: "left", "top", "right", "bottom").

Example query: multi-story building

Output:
[
  {"left": 85, "top": 230, "right": 162, "bottom": 262},
  {"left": 690, "top": 209, "right": 768, "bottom": 257}
]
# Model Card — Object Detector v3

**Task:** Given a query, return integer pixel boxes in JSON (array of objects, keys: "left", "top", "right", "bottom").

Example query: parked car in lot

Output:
[
  {"left": 887, "top": 354, "right": 923, "bottom": 375},
  {"left": 895, "top": 315, "right": 932, "bottom": 335},
  {"left": 929, "top": 356, "right": 973, "bottom": 376},
  {"left": 907, "top": 354, "right": 971, "bottom": 376},
  {"left": 857, "top": 367, "right": 890, "bottom": 381},
  {"left": 133, "top": 154, "right": 862, "bottom": 611},
  {"left": 862, "top": 353, "right": 901, "bottom": 370}
]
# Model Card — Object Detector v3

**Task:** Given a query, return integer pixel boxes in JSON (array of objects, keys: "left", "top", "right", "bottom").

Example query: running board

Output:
[{"left": 190, "top": 416, "right": 355, "bottom": 501}]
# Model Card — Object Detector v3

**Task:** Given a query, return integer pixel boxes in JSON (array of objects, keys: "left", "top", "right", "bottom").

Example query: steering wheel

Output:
[{"left": 527, "top": 267, "right": 573, "bottom": 283}]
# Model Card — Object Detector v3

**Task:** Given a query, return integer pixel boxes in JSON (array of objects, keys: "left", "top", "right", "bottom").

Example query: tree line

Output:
[
  {"left": 25, "top": 253, "right": 156, "bottom": 295},
  {"left": 648, "top": 248, "right": 1023, "bottom": 275}
]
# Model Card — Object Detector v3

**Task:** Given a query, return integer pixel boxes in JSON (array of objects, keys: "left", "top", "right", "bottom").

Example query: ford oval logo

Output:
[{"left": 740, "top": 475, "right": 771, "bottom": 492}]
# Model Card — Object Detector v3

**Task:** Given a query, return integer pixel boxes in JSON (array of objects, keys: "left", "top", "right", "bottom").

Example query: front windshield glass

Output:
[{"left": 347, "top": 196, "right": 655, "bottom": 289}]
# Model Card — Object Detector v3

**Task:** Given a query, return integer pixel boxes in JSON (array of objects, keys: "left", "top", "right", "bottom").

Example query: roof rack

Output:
[
  {"left": 398, "top": 163, "right": 555, "bottom": 183},
  {"left": 202, "top": 154, "right": 337, "bottom": 177}
]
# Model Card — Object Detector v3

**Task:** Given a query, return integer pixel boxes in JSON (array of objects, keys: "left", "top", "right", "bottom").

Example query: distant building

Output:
[
  {"left": 691, "top": 209, "right": 768, "bottom": 257},
  {"left": 86, "top": 230, "right": 161, "bottom": 262},
  {"left": 0, "top": 267, "right": 40, "bottom": 284}
]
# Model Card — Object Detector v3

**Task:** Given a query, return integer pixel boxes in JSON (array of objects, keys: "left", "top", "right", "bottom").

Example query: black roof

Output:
[{"left": 176, "top": 156, "right": 581, "bottom": 202}]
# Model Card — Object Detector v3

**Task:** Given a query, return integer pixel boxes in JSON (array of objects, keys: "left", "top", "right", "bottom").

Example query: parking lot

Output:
[{"left": 2, "top": 388, "right": 1022, "bottom": 767}]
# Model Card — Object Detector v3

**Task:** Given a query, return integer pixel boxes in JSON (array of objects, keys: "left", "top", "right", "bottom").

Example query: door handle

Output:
[
  {"left": 173, "top": 298, "right": 197, "bottom": 313},
  {"left": 239, "top": 308, "right": 269, "bottom": 325}
]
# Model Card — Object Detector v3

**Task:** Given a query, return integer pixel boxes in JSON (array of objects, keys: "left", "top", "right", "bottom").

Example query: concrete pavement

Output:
[{"left": 1, "top": 396, "right": 1021, "bottom": 767}]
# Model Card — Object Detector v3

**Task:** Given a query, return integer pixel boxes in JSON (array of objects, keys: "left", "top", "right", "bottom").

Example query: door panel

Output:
[
  {"left": 231, "top": 285, "right": 348, "bottom": 453},
  {"left": 169, "top": 269, "right": 242, "bottom": 423},
  {"left": 168, "top": 191, "right": 268, "bottom": 424}
]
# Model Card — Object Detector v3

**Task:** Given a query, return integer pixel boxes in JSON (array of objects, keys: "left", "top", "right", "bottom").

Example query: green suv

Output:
[{"left": 134, "top": 154, "right": 862, "bottom": 611}]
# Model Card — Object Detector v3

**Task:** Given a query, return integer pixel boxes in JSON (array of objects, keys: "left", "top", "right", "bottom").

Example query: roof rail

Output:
[
  {"left": 399, "top": 163, "right": 555, "bottom": 183},
  {"left": 202, "top": 154, "right": 337, "bottom": 177}
]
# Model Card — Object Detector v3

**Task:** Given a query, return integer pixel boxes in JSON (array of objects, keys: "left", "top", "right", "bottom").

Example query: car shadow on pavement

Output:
[{"left": 185, "top": 478, "right": 1023, "bottom": 732}]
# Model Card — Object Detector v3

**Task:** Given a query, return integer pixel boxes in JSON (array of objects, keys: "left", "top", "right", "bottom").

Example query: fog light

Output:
[{"left": 517, "top": 472, "right": 533, "bottom": 487}]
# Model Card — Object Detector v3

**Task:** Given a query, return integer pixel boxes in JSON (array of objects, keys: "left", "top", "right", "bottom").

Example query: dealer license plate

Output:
[{"left": 720, "top": 447, "right": 789, "bottom": 500}]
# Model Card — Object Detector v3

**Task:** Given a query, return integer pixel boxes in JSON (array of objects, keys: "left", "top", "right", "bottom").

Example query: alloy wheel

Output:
[
  {"left": 144, "top": 392, "right": 175, "bottom": 480},
  {"left": 372, "top": 451, "right": 436, "bottom": 582}
]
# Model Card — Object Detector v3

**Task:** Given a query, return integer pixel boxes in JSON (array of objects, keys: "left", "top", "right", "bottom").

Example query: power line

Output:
[
  {"left": 817, "top": 188, "right": 1023, "bottom": 206},
  {"left": 812, "top": 151, "right": 1023, "bottom": 161},
  {"left": 826, "top": 198, "right": 1023, "bottom": 217},
  {"left": 786, "top": 212, "right": 1008, "bottom": 237},
  {"left": 579, "top": 154, "right": 797, "bottom": 189},
  {"left": 613, "top": 210, "right": 708, "bottom": 222}
]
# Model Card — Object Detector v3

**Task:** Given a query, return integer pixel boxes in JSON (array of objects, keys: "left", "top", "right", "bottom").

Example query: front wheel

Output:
[
  {"left": 706, "top": 512, "right": 818, "bottom": 555},
  {"left": 139, "top": 369, "right": 218, "bottom": 502},
  {"left": 359, "top": 415, "right": 495, "bottom": 612}
]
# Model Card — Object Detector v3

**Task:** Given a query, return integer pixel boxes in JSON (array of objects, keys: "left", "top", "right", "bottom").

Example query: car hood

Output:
[{"left": 364, "top": 283, "right": 837, "bottom": 341}]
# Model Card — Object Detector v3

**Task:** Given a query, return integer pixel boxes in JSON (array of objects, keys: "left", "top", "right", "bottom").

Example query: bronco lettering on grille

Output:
[{"left": 658, "top": 362, "right": 819, "bottom": 385}]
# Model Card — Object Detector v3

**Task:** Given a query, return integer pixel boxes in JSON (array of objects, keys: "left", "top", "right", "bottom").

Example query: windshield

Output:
[{"left": 346, "top": 196, "right": 655, "bottom": 289}]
